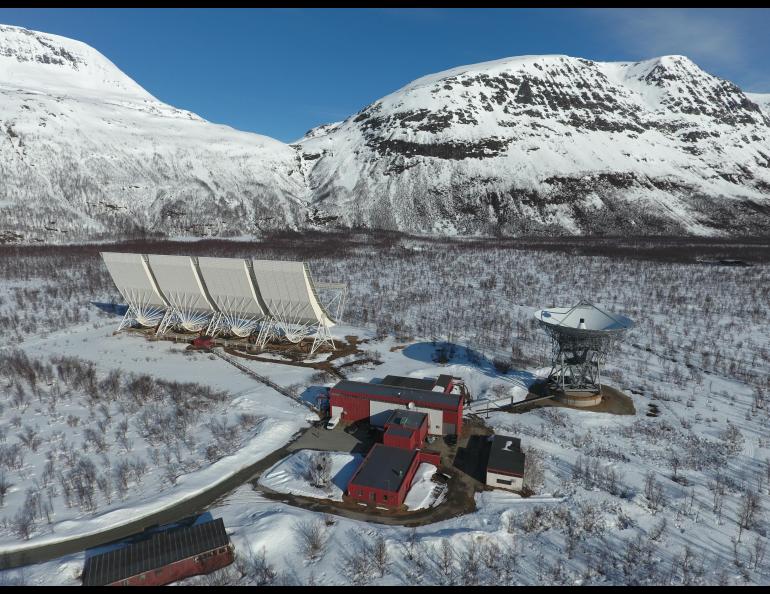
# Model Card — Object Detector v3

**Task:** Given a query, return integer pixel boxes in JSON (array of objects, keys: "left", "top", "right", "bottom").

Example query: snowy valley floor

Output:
[{"left": 0, "top": 234, "right": 768, "bottom": 585}]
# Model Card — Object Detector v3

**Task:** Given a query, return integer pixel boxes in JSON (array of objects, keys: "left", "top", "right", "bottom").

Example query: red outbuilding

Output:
[
  {"left": 81, "top": 518, "right": 234, "bottom": 586},
  {"left": 191, "top": 335, "right": 214, "bottom": 350},
  {"left": 347, "top": 444, "right": 441, "bottom": 508}
]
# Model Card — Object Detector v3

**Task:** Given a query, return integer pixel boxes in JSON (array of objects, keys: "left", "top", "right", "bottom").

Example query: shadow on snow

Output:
[{"left": 401, "top": 341, "right": 538, "bottom": 390}]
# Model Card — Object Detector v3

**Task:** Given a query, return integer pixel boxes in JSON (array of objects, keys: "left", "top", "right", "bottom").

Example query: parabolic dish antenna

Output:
[
  {"left": 535, "top": 301, "right": 634, "bottom": 338},
  {"left": 534, "top": 300, "right": 634, "bottom": 398}
]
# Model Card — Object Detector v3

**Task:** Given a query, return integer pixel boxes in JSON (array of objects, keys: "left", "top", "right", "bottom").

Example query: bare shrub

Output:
[
  {"left": 643, "top": 472, "right": 667, "bottom": 513},
  {"left": 12, "top": 507, "right": 34, "bottom": 540},
  {"left": 17, "top": 425, "right": 42, "bottom": 453},
  {"left": 721, "top": 421, "right": 745, "bottom": 456},
  {"left": 522, "top": 447, "right": 545, "bottom": 494},
  {"left": 438, "top": 538, "right": 456, "bottom": 584},
  {"left": 371, "top": 532, "right": 389, "bottom": 578},
  {"left": 492, "top": 357, "right": 512, "bottom": 374},
  {"left": 458, "top": 539, "right": 481, "bottom": 586},
  {"left": 238, "top": 545, "right": 276, "bottom": 586},
  {"left": 308, "top": 451, "right": 332, "bottom": 488},
  {"left": 0, "top": 471, "right": 12, "bottom": 506},
  {"left": 294, "top": 519, "right": 328, "bottom": 562},
  {"left": 339, "top": 535, "right": 374, "bottom": 585},
  {"left": 737, "top": 489, "right": 761, "bottom": 541},
  {"left": 237, "top": 413, "right": 264, "bottom": 432}
]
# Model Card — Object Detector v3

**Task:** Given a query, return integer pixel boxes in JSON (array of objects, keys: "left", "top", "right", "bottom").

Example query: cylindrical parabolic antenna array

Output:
[
  {"left": 534, "top": 300, "right": 634, "bottom": 403},
  {"left": 146, "top": 255, "right": 216, "bottom": 333},
  {"left": 100, "top": 252, "right": 346, "bottom": 355},
  {"left": 196, "top": 256, "right": 266, "bottom": 337},
  {"left": 100, "top": 252, "right": 169, "bottom": 328}
]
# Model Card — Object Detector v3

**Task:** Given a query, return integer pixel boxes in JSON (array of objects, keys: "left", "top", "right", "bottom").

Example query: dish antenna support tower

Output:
[{"left": 535, "top": 300, "right": 634, "bottom": 395}]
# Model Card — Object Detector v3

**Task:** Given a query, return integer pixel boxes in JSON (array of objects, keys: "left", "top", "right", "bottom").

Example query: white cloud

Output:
[{"left": 598, "top": 8, "right": 746, "bottom": 66}]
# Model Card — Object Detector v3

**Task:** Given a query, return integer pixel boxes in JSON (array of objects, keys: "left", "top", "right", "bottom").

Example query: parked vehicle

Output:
[{"left": 325, "top": 416, "right": 340, "bottom": 430}]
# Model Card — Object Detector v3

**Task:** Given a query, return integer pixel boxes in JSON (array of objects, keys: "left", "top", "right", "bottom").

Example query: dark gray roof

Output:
[
  {"left": 382, "top": 375, "right": 436, "bottom": 391},
  {"left": 332, "top": 380, "right": 462, "bottom": 409},
  {"left": 385, "top": 426, "right": 414, "bottom": 438},
  {"left": 349, "top": 444, "right": 417, "bottom": 492},
  {"left": 435, "top": 374, "right": 453, "bottom": 389},
  {"left": 82, "top": 518, "right": 230, "bottom": 586},
  {"left": 386, "top": 409, "right": 427, "bottom": 430},
  {"left": 487, "top": 435, "right": 525, "bottom": 476}
]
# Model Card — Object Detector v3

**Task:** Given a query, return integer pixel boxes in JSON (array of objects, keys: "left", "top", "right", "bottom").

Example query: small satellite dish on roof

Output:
[{"left": 407, "top": 402, "right": 415, "bottom": 410}]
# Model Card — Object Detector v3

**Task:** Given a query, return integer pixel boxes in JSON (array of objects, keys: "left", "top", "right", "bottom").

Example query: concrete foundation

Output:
[{"left": 555, "top": 390, "right": 603, "bottom": 407}]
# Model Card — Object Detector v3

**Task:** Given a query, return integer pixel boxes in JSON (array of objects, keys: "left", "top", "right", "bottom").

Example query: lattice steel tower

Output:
[{"left": 535, "top": 300, "right": 634, "bottom": 394}]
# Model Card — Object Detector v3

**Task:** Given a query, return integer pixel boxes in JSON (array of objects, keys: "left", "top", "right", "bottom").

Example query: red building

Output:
[
  {"left": 383, "top": 409, "right": 428, "bottom": 450},
  {"left": 347, "top": 444, "right": 441, "bottom": 508},
  {"left": 82, "top": 518, "right": 234, "bottom": 586},
  {"left": 381, "top": 374, "right": 455, "bottom": 393},
  {"left": 329, "top": 379, "right": 464, "bottom": 436}
]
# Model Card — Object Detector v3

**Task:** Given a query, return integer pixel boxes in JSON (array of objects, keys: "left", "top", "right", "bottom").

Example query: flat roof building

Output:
[
  {"left": 486, "top": 435, "right": 526, "bottom": 492},
  {"left": 385, "top": 409, "right": 428, "bottom": 431},
  {"left": 329, "top": 379, "right": 463, "bottom": 435},
  {"left": 347, "top": 444, "right": 441, "bottom": 508},
  {"left": 381, "top": 374, "right": 456, "bottom": 393},
  {"left": 82, "top": 518, "right": 234, "bottom": 586},
  {"left": 383, "top": 409, "right": 428, "bottom": 450}
]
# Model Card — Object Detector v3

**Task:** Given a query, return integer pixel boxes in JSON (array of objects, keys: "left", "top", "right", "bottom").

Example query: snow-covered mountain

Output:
[
  {"left": 299, "top": 55, "right": 770, "bottom": 236},
  {"left": 747, "top": 92, "right": 770, "bottom": 116},
  {"left": 1, "top": 24, "right": 769, "bottom": 242},
  {"left": 0, "top": 24, "right": 306, "bottom": 242}
]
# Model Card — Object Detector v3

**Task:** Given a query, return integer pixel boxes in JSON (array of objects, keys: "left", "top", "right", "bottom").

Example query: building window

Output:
[{"left": 496, "top": 478, "right": 512, "bottom": 485}]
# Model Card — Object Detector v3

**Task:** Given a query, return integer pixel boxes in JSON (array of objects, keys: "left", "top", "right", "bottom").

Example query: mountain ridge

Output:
[{"left": 1, "top": 23, "right": 768, "bottom": 243}]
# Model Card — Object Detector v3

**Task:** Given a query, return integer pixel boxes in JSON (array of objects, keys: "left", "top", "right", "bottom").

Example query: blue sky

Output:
[{"left": 1, "top": 8, "right": 768, "bottom": 142}]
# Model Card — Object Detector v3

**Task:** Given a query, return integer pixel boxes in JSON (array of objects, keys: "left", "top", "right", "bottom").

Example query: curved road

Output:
[
  {"left": 0, "top": 345, "right": 491, "bottom": 572},
  {"left": 0, "top": 428, "right": 306, "bottom": 571},
  {"left": 0, "top": 425, "right": 479, "bottom": 571}
]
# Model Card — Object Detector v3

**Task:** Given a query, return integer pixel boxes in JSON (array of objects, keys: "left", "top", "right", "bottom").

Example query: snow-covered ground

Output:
[
  {"left": 0, "top": 319, "right": 526, "bottom": 552},
  {"left": 0, "top": 323, "right": 317, "bottom": 551},
  {"left": 258, "top": 450, "right": 362, "bottom": 502},
  {"left": 1, "top": 239, "right": 768, "bottom": 585},
  {"left": 403, "top": 463, "right": 445, "bottom": 511}
]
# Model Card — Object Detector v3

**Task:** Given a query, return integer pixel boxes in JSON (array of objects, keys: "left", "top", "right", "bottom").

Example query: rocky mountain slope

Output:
[
  {"left": 1, "top": 24, "right": 769, "bottom": 242},
  {"left": 0, "top": 24, "right": 306, "bottom": 243},
  {"left": 299, "top": 55, "right": 770, "bottom": 236}
]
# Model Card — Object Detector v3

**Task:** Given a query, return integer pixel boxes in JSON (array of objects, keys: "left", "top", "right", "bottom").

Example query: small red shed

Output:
[{"left": 191, "top": 335, "right": 214, "bottom": 350}]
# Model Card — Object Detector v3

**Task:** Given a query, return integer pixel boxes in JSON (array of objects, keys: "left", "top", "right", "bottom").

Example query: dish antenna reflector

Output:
[{"left": 534, "top": 300, "right": 633, "bottom": 396}]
